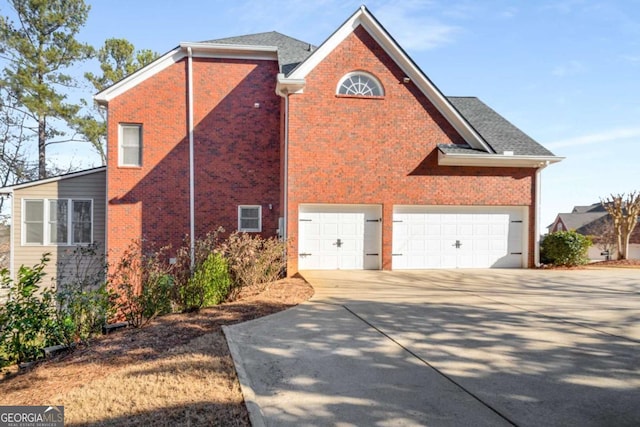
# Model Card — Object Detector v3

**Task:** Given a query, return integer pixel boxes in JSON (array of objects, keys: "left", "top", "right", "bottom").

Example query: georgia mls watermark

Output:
[{"left": 0, "top": 406, "right": 64, "bottom": 427}]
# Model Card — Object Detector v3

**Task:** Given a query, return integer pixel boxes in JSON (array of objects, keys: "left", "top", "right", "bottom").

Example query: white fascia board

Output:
[
  {"left": 180, "top": 42, "right": 278, "bottom": 59},
  {"left": 286, "top": 6, "right": 494, "bottom": 153},
  {"left": 438, "top": 151, "right": 564, "bottom": 168},
  {"left": 0, "top": 167, "right": 107, "bottom": 192},
  {"left": 95, "top": 48, "right": 182, "bottom": 105},
  {"left": 276, "top": 73, "right": 306, "bottom": 96},
  {"left": 95, "top": 43, "right": 278, "bottom": 105}
]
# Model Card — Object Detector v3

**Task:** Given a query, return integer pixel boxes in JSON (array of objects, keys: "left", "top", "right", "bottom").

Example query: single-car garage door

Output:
[
  {"left": 298, "top": 204, "right": 382, "bottom": 270},
  {"left": 392, "top": 206, "right": 526, "bottom": 269}
]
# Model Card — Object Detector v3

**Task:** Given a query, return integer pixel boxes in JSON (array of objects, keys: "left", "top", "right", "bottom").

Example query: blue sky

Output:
[{"left": 41, "top": 1, "right": 640, "bottom": 231}]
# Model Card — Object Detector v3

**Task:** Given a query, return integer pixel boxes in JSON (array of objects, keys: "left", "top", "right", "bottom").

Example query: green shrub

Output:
[
  {"left": 180, "top": 252, "right": 231, "bottom": 311},
  {"left": 172, "top": 229, "right": 224, "bottom": 310},
  {"left": 55, "top": 244, "right": 114, "bottom": 345},
  {"left": 55, "top": 283, "right": 114, "bottom": 345},
  {"left": 220, "top": 232, "right": 286, "bottom": 296},
  {"left": 0, "top": 255, "right": 60, "bottom": 366},
  {"left": 540, "top": 231, "right": 592, "bottom": 266}
]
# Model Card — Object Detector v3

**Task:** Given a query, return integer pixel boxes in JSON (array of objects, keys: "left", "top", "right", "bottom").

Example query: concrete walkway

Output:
[{"left": 224, "top": 269, "right": 640, "bottom": 426}]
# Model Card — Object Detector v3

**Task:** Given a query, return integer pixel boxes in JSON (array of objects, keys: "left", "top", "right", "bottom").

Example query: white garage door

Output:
[
  {"left": 392, "top": 206, "right": 526, "bottom": 269},
  {"left": 298, "top": 204, "right": 381, "bottom": 270}
]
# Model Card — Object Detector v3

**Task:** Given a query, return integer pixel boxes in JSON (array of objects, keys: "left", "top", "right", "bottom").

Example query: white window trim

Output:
[
  {"left": 118, "top": 123, "right": 142, "bottom": 167},
  {"left": 21, "top": 198, "right": 94, "bottom": 246},
  {"left": 71, "top": 199, "right": 94, "bottom": 245},
  {"left": 22, "top": 199, "right": 44, "bottom": 246},
  {"left": 238, "top": 205, "right": 262, "bottom": 232},
  {"left": 336, "top": 71, "right": 384, "bottom": 97}
]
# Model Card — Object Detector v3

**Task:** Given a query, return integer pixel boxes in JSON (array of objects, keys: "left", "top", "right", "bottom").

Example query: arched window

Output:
[{"left": 337, "top": 71, "right": 384, "bottom": 97}]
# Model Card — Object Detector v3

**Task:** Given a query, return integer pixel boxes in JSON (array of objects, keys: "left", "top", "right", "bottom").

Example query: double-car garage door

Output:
[{"left": 298, "top": 204, "right": 526, "bottom": 270}]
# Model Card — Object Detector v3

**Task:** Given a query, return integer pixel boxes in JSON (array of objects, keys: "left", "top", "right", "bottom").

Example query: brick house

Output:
[
  {"left": 548, "top": 203, "right": 640, "bottom": 260},
  {"left": 4, "top": 6, "right": 561, "bottom": 281}
]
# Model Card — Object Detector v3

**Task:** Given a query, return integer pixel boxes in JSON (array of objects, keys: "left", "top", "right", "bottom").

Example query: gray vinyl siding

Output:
[{"left": 11, "top": 170, "right": 106, "bottom": 290}]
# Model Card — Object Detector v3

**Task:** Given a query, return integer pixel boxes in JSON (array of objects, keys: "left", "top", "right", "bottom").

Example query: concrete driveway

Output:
[{"left": 224, "top": 268, "right": 640, "bottom": 426}]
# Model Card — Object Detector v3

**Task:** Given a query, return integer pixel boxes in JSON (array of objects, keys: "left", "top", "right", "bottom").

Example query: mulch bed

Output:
[
  {"left": 588, "top": 259, "right": 640, "bottom": 268},
  {"left": 0, "top": 276, "right": 314, "bottom": 407}
]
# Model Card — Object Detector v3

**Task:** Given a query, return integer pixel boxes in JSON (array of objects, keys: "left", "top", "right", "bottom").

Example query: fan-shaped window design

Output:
[{"left": 337, "top": 72, "right": 384, "bottom": 97}]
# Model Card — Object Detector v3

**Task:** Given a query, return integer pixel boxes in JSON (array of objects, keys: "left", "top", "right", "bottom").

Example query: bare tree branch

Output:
[{"left": 601, "top": 192, "right": 640, "bottom": 260}]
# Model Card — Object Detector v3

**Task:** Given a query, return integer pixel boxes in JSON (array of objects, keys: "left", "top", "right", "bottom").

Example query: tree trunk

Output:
[
  {"left": 619, "top": 220, "right": 632, "bottom": 260},
  {"left": 38, "top": 115, "right": 46, "bottom": 179}
]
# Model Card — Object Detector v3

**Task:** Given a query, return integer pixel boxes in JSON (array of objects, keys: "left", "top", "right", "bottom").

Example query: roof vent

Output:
[{"left": 503, "top": 150, "right": 514, "bottom": 156}]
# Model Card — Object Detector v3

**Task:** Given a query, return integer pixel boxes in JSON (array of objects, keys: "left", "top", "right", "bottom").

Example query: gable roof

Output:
[
  {"left": 277, "top": 5, "right": 493, "bottom": 153},
  {"left": 572, "top": 203, "right": 606, "bottom": 213},
  {"left": 94, "top": 6, "right": 561, "bottom": 168},
  {"left": 557, "top": 212, "right": 609, "bottom": 232},
  {"left": 275, "top": 6, "right": 561, "bottom": 167},
  {"left": 203, "top": 31, "right": 316, "bottom": 75},
  {"left": 0, "top": 167, "right": 106, "bottom": 193},
  {"left": 549, "top": 204, "right": 640, "bottom": 244},
  {"left": 95, "top": 41, "right": 280, "bottom": 104}
]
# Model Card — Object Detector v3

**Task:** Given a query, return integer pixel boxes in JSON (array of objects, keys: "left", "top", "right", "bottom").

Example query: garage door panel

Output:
[
  {"left": 299, "top": 205, "right": 381, "bottom": 270},
  {"left": 393, "top": 207, "right": 525, "bottom": 269}
]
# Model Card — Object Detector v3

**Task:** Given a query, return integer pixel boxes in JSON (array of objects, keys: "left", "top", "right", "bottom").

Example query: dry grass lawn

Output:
[{"left": 0, "top": 277, "right": 314, "bottom": 426}]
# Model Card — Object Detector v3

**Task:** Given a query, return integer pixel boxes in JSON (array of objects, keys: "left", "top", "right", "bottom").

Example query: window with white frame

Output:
[
  {"left": 238, "top": 205, "right": 262, "bottom": 232},
  {"left": 24, "top": 200, "right": 44, "bottom": 244},
  {"left": 119, "top": 124, "right": 142, "bottom": 166},
  {"left": 337, "top": 71, "right": 384, "bottom": 97},
  {"left": 23, "top": 199, "right": 93, "bottom": 245},
  {"left": 49, "top": 199, "right": 68, "bottom": 244},
  {"left": 73, "top": 200, "right": 92, "bottom": 244}
]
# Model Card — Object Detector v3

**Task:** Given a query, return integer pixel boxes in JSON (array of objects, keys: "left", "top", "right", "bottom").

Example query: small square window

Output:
[
  {"left": 119, "top": 124, "right": 142, "bottom": 166},
  {"left": 238, "top": 205, "right": 262, "bottom": 232}
]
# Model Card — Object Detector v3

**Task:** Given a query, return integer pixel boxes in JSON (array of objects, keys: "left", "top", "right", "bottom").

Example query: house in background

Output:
[
  {"left": 0, "top": 168, "right": 106, "bottom": 288},
  {"left": 2, "top": 6, "right": 561, "bottom": 281},
  {"left": 548, "top": 203, "right": 640, "bottom": 260}
]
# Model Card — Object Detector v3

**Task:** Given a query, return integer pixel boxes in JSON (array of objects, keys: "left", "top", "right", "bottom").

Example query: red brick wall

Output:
[
  {"left": 286, "top": 26, "right": 536, "bottom": 273},
  {"left": 106, "top": 57, "right": 281, "bottom": 267}
]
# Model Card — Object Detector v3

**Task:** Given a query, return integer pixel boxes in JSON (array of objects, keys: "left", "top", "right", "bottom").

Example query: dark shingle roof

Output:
[
  {"left": 202, "top": 31, "right": 315, "bottom": 75},
  {"left": 558, "top": 212, "right": 609, "bottom": 232},
  {"left": 572, "top": 203, "right": 606, "bottom": 213},
  {"left": 446, "top": 97, "right": 555, "bottom": 157}
]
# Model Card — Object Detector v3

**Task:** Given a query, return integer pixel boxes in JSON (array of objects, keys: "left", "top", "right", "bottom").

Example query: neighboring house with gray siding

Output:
[{"left": 0, "top": 167, "right": 106, "bottom": 291}]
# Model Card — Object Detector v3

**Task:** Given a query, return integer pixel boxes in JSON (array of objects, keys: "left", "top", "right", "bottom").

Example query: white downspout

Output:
[
  {"left": 282, "top": 94, "right": 289, "bottom": 242},
  {"left": 9, "top": 193, "right": 14, "bottom": 280},
  {"left": 187, "top": 47, "right": 195, "bottom": 270},
  {"left": 534, "top": 162, "right": 549, "bottom": 267}
]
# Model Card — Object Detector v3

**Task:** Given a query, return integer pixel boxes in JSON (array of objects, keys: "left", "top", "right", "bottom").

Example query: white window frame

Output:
[
  {"left": 21, "top": 198, "right": 94, "bottom": 246},
  {"left": 238, "top": 205, "right": 262, "bottom": 232},
  {"left": 71, "top": 199, "right": 94, "bottom": 245},
  {"left": 119, "top": 123, "right": 142, "bottom": 167},
  {"left": 23, "top": 199, "right": 45, "bottom": 245},
  {"left": 48, "top": 199, "right": 69, "bottom": 245},
  {"left": 336, "top": 71, "right": 384, "bottom": 97}
]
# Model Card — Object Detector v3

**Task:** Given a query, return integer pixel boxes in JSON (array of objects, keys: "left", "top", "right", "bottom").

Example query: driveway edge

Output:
[{"left": 223, "top": 325, "right": 266, "bottom": 427}]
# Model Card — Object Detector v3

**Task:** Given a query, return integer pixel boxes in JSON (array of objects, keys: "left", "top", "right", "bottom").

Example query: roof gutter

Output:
[
  {"left": 438, "top": 151, "right": 564, "bottom": 168},
  {"left": 276, "top": 73, "right": 306, "bottom": 96}
]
